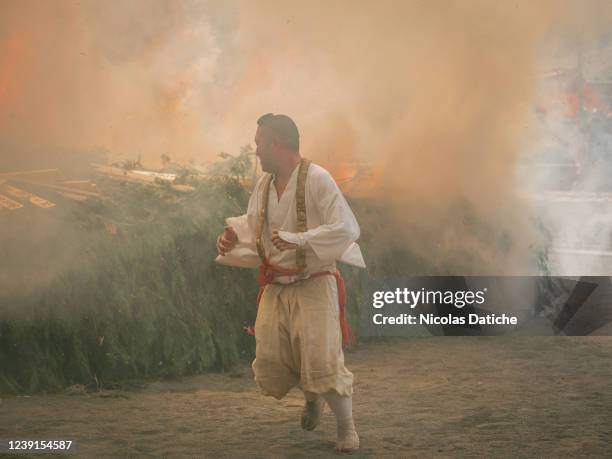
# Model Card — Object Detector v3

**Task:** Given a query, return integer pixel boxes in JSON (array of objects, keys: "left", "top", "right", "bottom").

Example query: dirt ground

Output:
[{"left": 2, "top": 337, "right": 612, "bottom": 458}]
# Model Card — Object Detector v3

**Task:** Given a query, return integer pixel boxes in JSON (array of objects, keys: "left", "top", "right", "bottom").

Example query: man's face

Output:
[{"left": 255, "top": 126, "right": 278, "bottom": 173}]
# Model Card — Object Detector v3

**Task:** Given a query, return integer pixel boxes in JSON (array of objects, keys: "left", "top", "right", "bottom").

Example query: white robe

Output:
[{"left": 216, "top": 162, "right": 365, "bottom": 279}]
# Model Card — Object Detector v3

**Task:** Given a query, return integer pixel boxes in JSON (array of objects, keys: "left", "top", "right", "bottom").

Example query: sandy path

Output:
[{"left": 2, "top": 337, "right": 612, "bottom": 458}]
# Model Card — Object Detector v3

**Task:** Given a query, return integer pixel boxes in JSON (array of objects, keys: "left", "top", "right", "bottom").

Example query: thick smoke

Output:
[
  {"left": 1, "top": 0, "right": 612, "bottom": 280},
  {"left": 229, "top": 0, "right": 612, "bottom": 274},
  {"left": 0, "top": 0, "right": 221, "bottom": 165}
]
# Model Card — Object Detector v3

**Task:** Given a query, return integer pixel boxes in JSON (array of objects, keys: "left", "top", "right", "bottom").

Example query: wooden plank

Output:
[
  {"left": 0, "top": 169, "right": 63, "bottom": 183},
  {"left": 132, "top": 170, "right": 177, "bottom": 181},
  {"left": 171, "top": 183, "right": 195, "bottom": 192},
  {"left": 61, "top": 180, "right": 97, "bottom": 192},
  {"left": 0, "top": 193, "right": 23, "bottom": 210},
  {"left": 12, "top": 179, "right": 100, "bottom": 197},
  {"left": 93, "top": 164, "right": 157, "bottom": 183},
  {"left": 2, "top": 184, "right": 56, "bottom": 208},
  {"left": 92, "top": 164, "right": 194, "bottom": 192},
  {"left": 56, "top": 191, "right": 89, "bottom": 202}
]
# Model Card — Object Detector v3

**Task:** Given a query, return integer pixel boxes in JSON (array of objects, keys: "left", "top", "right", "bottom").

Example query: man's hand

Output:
[
  {"left": 271, "top": 230, "right": 299, "bottom": 251},
  {"left": 217, "top": 226, "right": 238, "bottom": 256}
]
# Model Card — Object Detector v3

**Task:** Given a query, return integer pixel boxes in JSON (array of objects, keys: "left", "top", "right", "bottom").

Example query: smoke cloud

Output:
[{"left": 1, "top": 0, "right": 612, "bottom": 279}]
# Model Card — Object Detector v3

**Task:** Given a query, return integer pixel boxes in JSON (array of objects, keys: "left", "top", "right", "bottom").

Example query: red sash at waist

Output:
[{"left": 244, "top": 260, "right": 353, "bottom": 347}]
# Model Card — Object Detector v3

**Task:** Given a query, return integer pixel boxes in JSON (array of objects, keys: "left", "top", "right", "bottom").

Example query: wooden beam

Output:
[
  {"left": 11, "top": 179, "right": 100, "bottom": 197},
  {"left": 61, "top": 180, "right": 97, "bottom": 192},
  {"left": 0, "top": 193, "right": 24, "bottom": 210},
  {"left": 0, "top": 169, "right": 63, "bottom": 183},
  {"left": 92, "top": 164, "right": 194, "bottom": 192},
  {"left": 2, "top": 184, "right": 56, "bottom": 208}
]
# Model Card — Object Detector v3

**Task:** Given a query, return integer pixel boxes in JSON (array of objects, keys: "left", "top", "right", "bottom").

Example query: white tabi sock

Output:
[{"left": 322, "top": 392, "right": 359, "bottom": 451}]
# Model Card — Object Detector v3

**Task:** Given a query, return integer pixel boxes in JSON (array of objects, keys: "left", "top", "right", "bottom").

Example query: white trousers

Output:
[{"left": 252, "top": 275, "right": 353, "bottom": 399}]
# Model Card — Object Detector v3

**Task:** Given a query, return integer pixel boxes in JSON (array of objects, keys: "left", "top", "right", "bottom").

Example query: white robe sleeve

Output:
[
  {"left": 279, "top": 169, "right": 360, "bottom": 262},
  {"left": 214, "top": 179, "right": 263, "bottom": 269},
  {"left": 214, "top": 214, "right": 260, "bottom": 268}
]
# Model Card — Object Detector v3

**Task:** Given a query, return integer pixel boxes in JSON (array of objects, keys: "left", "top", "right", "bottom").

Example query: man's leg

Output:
[
  {"left": 301, "top": 391, "right": 325, "bottom": 431},
  {"left": 252, "top": 285, "right": 299, "bottom": 399},
  {"left": 290, "top": 276, "right": 358, "bottom": 449},
  {"left": 322, "top": 392, "right": 359, "bottom": 452}
]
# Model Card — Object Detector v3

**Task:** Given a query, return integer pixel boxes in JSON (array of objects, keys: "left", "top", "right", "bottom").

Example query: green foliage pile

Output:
[{"left": 0, "top": 153, "right": 259, "bottom": 393}]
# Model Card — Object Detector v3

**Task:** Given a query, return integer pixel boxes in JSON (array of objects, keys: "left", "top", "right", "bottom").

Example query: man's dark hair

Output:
[{"left": 257, "top": 113, "right": 300, "bottom": 151}]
